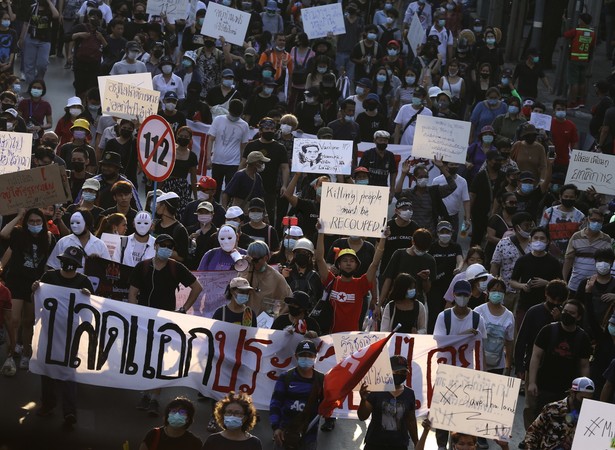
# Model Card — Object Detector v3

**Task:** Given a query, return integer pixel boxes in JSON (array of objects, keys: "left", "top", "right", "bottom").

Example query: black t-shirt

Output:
[
  {"left": 514, "top": 189, "right": 545, "bottom": 222},
  {"left": 158, "top": 110, "right": 187, "bottom": 135},
  {"left": 512, "top": 62, "right": 545, "bottom": 99},
  {"left": 104, "top": 138, "right": 138, "bottom": 183},
  {"left": 154, "top": 221, "right": 190, "bottom": 261},
  {"left": 244, "top": 94, "right": 279, "bottom": 127},
  {"left": 382, "top": 249, "right": 437, "bottom": 300},
  {"left": 534, "top": 323, "right": 592, "bottom": 395},
  {"left": 271, "top": 314, "right": 322, "bottom": 336},
  {"left": 40, "top": 270, "right": 94, "bottom": 291},
  {"left": 428, "top": 241, "right": 461, "bottom": 287},
  {"left": 205, "top": 86, "right": 240, "bottom": 107},
  {"left": 241, "top": 223, "right": 280, "bottom": 251},
  {"left": 603, "top": 105, "right": 615, "bottom": 152},
  {"left": 212, "top": 305, "right": 257, "bottom": 326},
  {"left": 129, "top": 258, "right": 196, "bottom": 311},
  {"left": 293, "top": 198, "right": 319, "bottom": 243},
  {"left": 234, "top": 63, "right": 262, "bottom": 100},
  {"left": 356, "top": 112, "right": 388, "bottom": 143},
  {"left": 28, "top": 0, "right": 53, "bottom": 41},
  {"left": 511, "top": 253, "right": 562, "bottom": 311},
  {"left": 202, "top": 433, "right": 262, "bottom": 450},
  {"left": 364, "top": 387, "right": 416, "bottom": 448},
  {"left": 325, "top": 238, "right": 375, "bottom": 276},
  {"left": 294, "top": 101, "right": 323, "bottom": 135},
  {"left": 359, "top": 148, "right": 397, "bottom": 187},
  {"left": 142, "top": 427, "right": 202, "bottom": 450},
  {"left": 382, "top": 219, "right": 418, "bottom": 266},
  {"left": 242, "top": 140, "right": 289, "bottom": 191}
]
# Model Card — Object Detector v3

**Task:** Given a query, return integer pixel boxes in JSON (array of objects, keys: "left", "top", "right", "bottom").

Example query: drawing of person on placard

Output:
[{"left": 298, "top": 142, "right": 323, "bottom": 168}]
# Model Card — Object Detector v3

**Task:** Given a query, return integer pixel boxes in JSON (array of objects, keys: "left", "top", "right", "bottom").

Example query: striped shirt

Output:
[{"left": 565, "top": 229, "right": 613, "bottom": 291}]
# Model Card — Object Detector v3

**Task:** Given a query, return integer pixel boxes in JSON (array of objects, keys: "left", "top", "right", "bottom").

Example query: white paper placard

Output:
[
  {"left": 100, "top": 233, "right": 122, "bottom": 259},
  {"left": 529, "top": 112, "right": 552, "bottom": 131},
  {"left": 565, "top": 149, "right": 615, "bottom": 195},
  {"left": 412, "top": 115, "right": 471, "bottom": 164},
  {"left": 429, "top": 365, "right": 520, "bottom": 441},
  {"left": 98, "top": 73, "right": 154, "bottom": 118},
  {"left": 102, "top": 79, "right": 160, "bottom": 121},
  {"left": 0, "top": 131, "right": 32, "bottom": 175},
  {"left": 319, "top": 182, "right": 389, "bottom": 238},
  {"left": 572, "top": 399, "right": 615, "bottom": 449},
  {"left": 146, "top": 0, "right": 189, "bottom": 22},
  {"left": 407, "top": 12, "right": 424, "bottom": 56},
  {"left": 200, "top": 2, "right": 250, "bottom": 46},
  {"left": 292, "top": 138, "right": 353, "bottom": 175},
  {"left": 301, "top": 3, "right": 346, "bottom": 40}
]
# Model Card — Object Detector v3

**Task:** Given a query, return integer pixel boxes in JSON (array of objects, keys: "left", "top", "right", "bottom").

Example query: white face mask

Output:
[
  {"left": 398, "top": 210, "right": 413, "bottom": 221},
  {"left": 70, "top": 212, "right": 86, "bottom": 235},
  {"left": 69, "top": 107, "right": 82, "bottom": 116},
  {"left": 280, "top": 124, "right": 293, "bottom": 134},
  {"left": 596, "top": 261, "right": 611, "bottom": 275},
  {"left": 164, "top": 102, "right": 176, "bottom": 111},
  {"left": 416, "top": 178, "right": 429, "bottom": 188},
  {"left": 454, "top": 295, "right": 469, "bottom": 307},
  {"left": 439, "top": 233, "right": 452, "bottom": 244},
  {"left": 134, "top": 211, "right": 152, "bottom": 236},
  {"left": 478, "top": 280, "right": 489, "bottom": 291},
  {"left": 197, "top": 191, "right": 209, "bottom": 200},
  {"left": 161, "top": 65, "right": 173, "bottom": 74},
  {"left": 127, "top": 50, "right": 139, "bottom": 60},
  {"left": 218, "top": 225, "right": 237, "bottom": 252},
  {"left": 530, "top": 241, "right": 547, "bottom": 252},
  {"left": 249, "top": 212, "right": 263, "bottom": 222},
  {"left": 197, "top": 213, "right": 213, "bottom": 224}
]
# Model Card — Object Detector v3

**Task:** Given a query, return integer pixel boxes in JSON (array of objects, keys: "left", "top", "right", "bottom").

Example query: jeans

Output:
[
  {"left": 41, "top": 375, "right": 77, "bottom": 417},
  {"left": 335, "top": 51, "right": 354, "bottom": 81},
  {"left": 211, "top": 163, "right": 238, "bottom": 202},
  {"left": 23, "top": 34, "right": 51, "bottom": 86}
]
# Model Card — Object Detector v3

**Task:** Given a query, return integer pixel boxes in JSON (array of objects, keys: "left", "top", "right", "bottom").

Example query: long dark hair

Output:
[
  {"left": 20, "top": 208, "right": 50, "bottom": 254},
  {"left": 389, "top": 273, "right": 416, "bottom": 301}
]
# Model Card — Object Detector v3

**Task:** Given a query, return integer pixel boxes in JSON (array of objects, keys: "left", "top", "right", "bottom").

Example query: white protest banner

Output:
[
  {"left": 529, "top": 112, "right": 552, "bottom": 131},
  {"left": 332, "top": 333, "right": 394, "bottom": 391},
  {"left": 146, "top": 0, "right": 189, "bottom": 23},
  {"left": 301, "top": 3, "right": 345, "bottom": 40},
  {"left": 102, "top": 79, "right": 160, "bottom": 121},
  {"left": 412, "top": 115, "right": 471, "bottom": 164},
  {"left": 0, "top": 131, "right": 32, "bottom": 175},
  {"left": 32, "top": 285, "right": 482, "bottom": 416},
  {"left": 100, "top": 233, "right": 122, "bottom": 260},
  {"left": 97, "top": 73, "right": 153, "bottom": 105},
  {"left": 201, "top": 2, "right": 250, "bottom": 47},
  {"left": 572, "top": 399, "right": 615, "bottom": 449},
  {"left": 0, "top": 164, "right": 71, "bottom": 215},
  {"left": 407, "top": 12, "right": 424, "bottom": 56},
  {"left": 292, "top": 138, "right": 353, "bottom": 175},
  {"left": 319, "top": 182, "right": 389, "bottom": 238},
  {"left": 565, "top": 150, "right": 615, "bottom": 195},
  {"left": 175, "top": 270, "right": 238, "bottom": 317},
  {"left": 429, "top": 365, "right": 520, "bottom": 441}
]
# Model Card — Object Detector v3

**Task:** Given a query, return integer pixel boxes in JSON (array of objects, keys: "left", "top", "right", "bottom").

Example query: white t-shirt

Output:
[
  {"left": 474, "top": 303, "right": 515, "bottom": 370},
  {"left": 433, "top": 307, "right": 487, "bottom": 337},
  {"left": 110, "top": 234, "right": 156, "bottom": 267},
  {"left": 432, "top": 173, "right": 469, "bottom": 215},
  {"left": 152, "top": 73, "right": 185, "bottom": 101},
  {"left": 47, "top": 233, "right": 111, "bottom": 273},
  {"left": 394, "top": 104, "right": 432, "bottom": 145},
  {"left": 209, "top": 114, "right": 250, "bottom": 165},
  {"left": 424, "top": 25, "right": 454, "bottom": 65},
  {"left": 77, "top": 1, "right": 113, "bottom": 23}
]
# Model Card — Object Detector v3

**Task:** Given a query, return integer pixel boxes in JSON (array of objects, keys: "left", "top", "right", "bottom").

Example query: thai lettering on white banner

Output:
[
  {"left": 200, "top": 3, "right": 251, "bottom": 46},
  {"left": 0, "top": 131, "right": 32, "bottom": 175},
  {"left": 565, "top": 149, "right": 615, "bottom": 195},
  {"left": 32, "top": 285, "right": 482, "bottom": 417},
  {"left": 292, "top": 138, "right": 353, "bottom": 175},
  {"left": 412, "top": 115, "right": 471, "bottom": 164},
  {"left": 571, "top": 399, "right": 615, "bottom": 449},
  {"left": 429, "top": 365, "right": 520, "bottom": 441},
  {"left": 301, "top": 3, "right": 346, "bottom": 40},
  {"left": 146, "top": 0, "right": 190, "bottom": 23}
]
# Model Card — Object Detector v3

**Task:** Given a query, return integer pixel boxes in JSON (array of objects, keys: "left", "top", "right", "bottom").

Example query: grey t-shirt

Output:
[{"left": 110, "top": 59, "right": 148, "bottom": 75}]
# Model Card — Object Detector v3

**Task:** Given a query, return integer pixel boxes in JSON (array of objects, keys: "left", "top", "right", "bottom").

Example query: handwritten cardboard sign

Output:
[
  {"left": 429, "top": 365, "right": 520, "bottom": 441},
  {"left": 319, "top": 182, "right": 389, "bottom": 238},
  {"left": 0, "top": 131, "right": 32, "bottom": 175},
  {"left": 292, "top": 138, "right": 353, "bottom": 175},
  {"left": 572, "top": 399, "right": 615, "bottom": 449},
  {"left": 412, "top": 115, "right": 471, "bottom": 164},
  {"left": 565, "top": 149, "right": 615, "bottom": 195},
  {"left": 97, "top": 73, "right": 153, "bottom": 106},
  {"left": 102, "top": 79, "right": 160, "bottom": 121},
  {"left": 301, "top": 3, "right": 346, "bottom": 40},
  {"left": 332, "top": 333, "right": 394, "bottom": 391},
  {"left": 529, "top": 112, "right": 552, "bottom": 131},
  {"left": 146, "top": 0, "right": 189, "bottom": 23},
  {"left": 407, "top": 12, "right": 424, "bottom": 57},
  {"left": 201, "top": 2, "right": 250, "bottom": 47},
  {"left": 0, "top": 164, "right": 71, "bottom": 215}
]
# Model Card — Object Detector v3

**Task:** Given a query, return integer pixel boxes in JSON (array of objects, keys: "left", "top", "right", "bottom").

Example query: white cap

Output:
[
  {"left": 156, "top": 191, "right": 179, "bottom": 203},
  {"left": 287, "top": 225, "right": 303, "bottom": 237},
  {"left": 66, "top": 96, "right": 83, "bottom": 108},
  {"left": 225, "top": 206, "right": 244, "bottom": 219},
  {"left": 428, "top": 86, "right": 443, "bottom": 98}
]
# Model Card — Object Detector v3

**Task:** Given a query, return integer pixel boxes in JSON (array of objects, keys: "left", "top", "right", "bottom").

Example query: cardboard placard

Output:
[
  {"left": 200, "top": 2, "right": 251, "bottom": 47},
  {"left": 301, "top": 3, "right": 346, "bottom": 40},
  {"left": 102, "top": 79, "right": 160, "bottom": 121},
  {"left": 429, "top": 365, "right": 520, "bottom": 441},
  {"left": 97, "top": 73, "right": 154, "bottom": 117},
  {"left": 319, "top": 181, "right": 389, "bottom": 238},
  {"left": 0, "top": 164, "right": 71, "bottom": 215},
  {"left": 407, "top": 12, "right": 424, "bottom": 56},
  {"left": 292, "top": 138, "right": 353, "bottom": 175},
  {"left": 146, "top": 0, "right": 189, "bottom": 23},
  {"left": 0, "top": 131, "right": 33, "bottom": 175},
  {"left": 529, "top": 112, "right": 552, "bottom": 131},
  {"left": 412, "top": 115, "right": 472, "bottom": 164},
  {"left": 565, "top": 150, "right": 615, "bottom": 195},
  {"left": 571, "top": 399, "right": 615, "bottom": 449}
]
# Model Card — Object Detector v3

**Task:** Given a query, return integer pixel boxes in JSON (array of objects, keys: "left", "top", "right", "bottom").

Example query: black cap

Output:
[
  {"left": 58, "top": 246, "right": 85, "bottom": 268},
  {"left": 284, "top": 291, "right": 311, "bottom": 310},
  {"left": 390, "top": 355, "right": 408, "bottom": 371},
  {"left": 100, "top": 151, "right": 123, "bottom": 168},
  {"left": 155, "top": 234, "right": 175, "bottom": 246},
  {"left": 248, "top": 197, "right": 266, "bottom": 210},
  {"left": 295, "top": 339, "right": 317, "bottom": 355}
]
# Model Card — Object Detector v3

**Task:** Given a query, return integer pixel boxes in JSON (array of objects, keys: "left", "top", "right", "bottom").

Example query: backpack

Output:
[
  {"left": 75, "top": 24, "right": 102, "bottom": 64},
  {"left": 444, "top": 308, "right": 480, "bottom": 335},
  {"left": 378, "top": 25, "right": 400, "bottom": 49},
  {"left": 484, "top": 322, "right": 506, "bottom": 367}
]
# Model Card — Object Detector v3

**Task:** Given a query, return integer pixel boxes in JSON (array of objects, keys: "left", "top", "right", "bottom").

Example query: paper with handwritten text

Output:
[
  {"left": 301, "top": 3, "right": 346, "bottom": 40},
  {"left": 146, "top": 0, "right": 189, "bottom": 22},
  {"left": 429, "top": 365, "right": 520, "bottom": 441},
  {"left": 529, "top": 112, "right": 552, "bottom": 131},
  {"left": 292, "top": 138, "right": 353, "bottom": 175},
  {"left": 0, "top": 131, "right": 32, "bottom": 175},
  {"left": 102, "top": 79, "right": 160, "bottom": 121},
  {"left": 572, "top": 399, "right": 615, "bottom": 449},
  {"left": 201, "top": 2, "right": 250, "bottom": 46},
  {"left": 412, "top": 115, "right": 471, "bottom": 164},
  {"left": 564, "top": 149, "right": 615, "bottom": 195}
]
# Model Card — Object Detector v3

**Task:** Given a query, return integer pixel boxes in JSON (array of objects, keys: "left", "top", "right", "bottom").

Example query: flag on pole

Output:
[{"left": 317, "top": 329, "right": 397, "bottom": 417}]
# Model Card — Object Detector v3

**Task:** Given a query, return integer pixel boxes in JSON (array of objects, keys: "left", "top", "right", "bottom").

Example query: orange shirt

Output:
[{"left": 258, "top": 49, "right": 294, "bottom": 81}]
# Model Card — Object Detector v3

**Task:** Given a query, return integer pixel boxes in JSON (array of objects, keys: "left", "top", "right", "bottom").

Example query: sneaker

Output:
[
  {"left": 1, "top": 357, "right": 17, "bottom": 376},
  {"left": 147, "top": 399, "right": 159, "bottom": 417},
  {"left": 320, "top": 417, "right": 336, "bottom": 432},
  {"left": 477, "top": 437, "right": 489, "bottom": 448},
  {"left": 63, "top": 61, "right": 72, "bottom": 69},
  {"left": 136, "top": 393, "right": 151, "bottom": 410},
  {"left": 19, "top": 355, "right": 30, "bottom": 370},
  {"left": 63, "top": 413, "right": 77, "bottom": 425}
]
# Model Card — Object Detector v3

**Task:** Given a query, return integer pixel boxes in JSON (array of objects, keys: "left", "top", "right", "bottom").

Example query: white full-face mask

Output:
[
  {"left": 70, "top": 212, "right": 86, "bottom": 235},
  {"left": 134, "top": 211, "right": 152, "bottom": 236},
  {"left": 218, "top": 225, "right": 238, "bottom": 252}
]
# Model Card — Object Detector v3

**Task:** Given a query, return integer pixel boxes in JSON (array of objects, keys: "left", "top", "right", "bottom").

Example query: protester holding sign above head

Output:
[{"left": 138, "top": 396, "right": 202, "bottom": 450}]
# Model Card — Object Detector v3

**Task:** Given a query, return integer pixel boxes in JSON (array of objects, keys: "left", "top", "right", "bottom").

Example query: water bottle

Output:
[{"left": 460, "top": 222, "right": 468, "bottom": 238}]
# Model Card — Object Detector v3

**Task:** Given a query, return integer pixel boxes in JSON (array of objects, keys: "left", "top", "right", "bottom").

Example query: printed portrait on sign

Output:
[{"left": 298, "top": 143, "right": 322, "bottom": 168}]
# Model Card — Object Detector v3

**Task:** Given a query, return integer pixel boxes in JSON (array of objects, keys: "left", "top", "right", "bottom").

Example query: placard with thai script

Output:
[
  {"left": 292, "top": 138, "right": 353, "bottom": 175},
  {"left": 0, "top": 131, "right": 32, "bottom": 175},
  {"left": 201, "top": 2, "right": 250, "bottom": 46},
  {"left": 301, "top": 3, "right": 346, "bottom": 39},
  {"left": 412, "top": 115, "right": 471, "bottom": 164},
  {"left": 565, "top": 149, "right": 615, "bottom": 195}
]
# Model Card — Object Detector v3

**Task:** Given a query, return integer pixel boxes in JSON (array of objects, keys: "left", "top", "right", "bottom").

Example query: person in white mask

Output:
[
  {"left": 47, "top": 209, "right": 110, "bottom": 272},
  {"left": 182, "top": 176, "right": 225, "bottom": 231},
  {"left": 198, "top": 224, "right": 247, "bottom": 271},
  {"left": 112, "top": 211, "right": 156, "bottom": 267}
]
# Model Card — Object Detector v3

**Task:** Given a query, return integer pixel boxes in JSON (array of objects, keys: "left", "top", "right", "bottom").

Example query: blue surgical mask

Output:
[
  {"left": 532, "top": 56, "right": 540, "bottom": 63},
  {"left": 316, "top": 186, "right": 322, "bottom": 197},
  {"left": 367, "top": 32, "right": 377, "bottom": 41},
  {"left": 487, "top": 98, "right": 498, "bottom": 106},
  {"left": 608, "top": 323, "right": 615, "bottom": 336},
  {"left": 182, "top": 59, "right": 192, "bottom": 68},
  {"left": 405, "top": 76, "right": 416, "bottom": 85},
  {"left": 589, "top": 221, "right": 603, "bottom": 232},
  {"left": 384, "top": 2, "right": 393, "bottom": 9},
  {"left": 167, "top": 412, "right": 187, "bottom": 428},
  {"left": 262, "top": 70, "right": 273, "bottom": 78},
  {"left": 157, "top": 247, "right": 173, "bottom": 259},
  {"left": 388, "top": 48, "right": 398, "bottom": 56},
  {"left": 438, "top": 19, "right": 446, "bottom": 27},
  {"left": 411, "top": 96, "right": 422, "bottom": 106},
  {"left": 82, "top": 192, "right": 97, "bottom": 202},
  {"left": 355, "top": 179, "right": 369, "bottom": 185},
  {"left": 224, "top": 416, "right": 243, "bottom": 429},
  {"left": 356, "top": 86, "right": 365, "bottom": 96},
  {"left": 377, "top": 74, "right": 386, "bottom": 83},
  {"left": 521, "top": 183, "right": 534, "bottom": 194},
  {"left": 297, "top": 357, "right": 315, "bottom": 369},
  {"left": 482, "top": 135, "right": 494, "bottom": 144},
  {"left": 235, "top": 292, "right": 249, "bottom": 305},
  {"left": 406, "top": 289, "right": 416, "bottom": 299},
  {"left": 1, "top": 19, "right": 10, "bottom": 28},
  {"left": 317, "top": 66, "right": 327, "bottom": 74},
  {"left": 488, "top": 291, "right": 504, "bottom": 304},
  {"left": 555, "top": 110, "right": 566, "bottom": 119},
  {"left": 508, "top": 105, "right": 519, "bottom": 115},
  {"left": 345, "top": 115, "right": 354, "bottom": 123},
  {"left": 28, "top": 224, "right": 43, "bottom": 234},
  {"left": 222, "top": 79, "right": 233, "bottom": 88},
  {"left": 284, "top": 238, "right": 297, "bottom": 250},
  {"left": 501, "top": 77, "right": 510, "bottom": 86},
  {"left": 486, "top": 37, "right": 496, "bottom": 45},
  {"left": 263, "top": 87, "right": 274, "bottom": 95},
  {"left": 30, "top": 88, "right": 43, "bottom": 97}
]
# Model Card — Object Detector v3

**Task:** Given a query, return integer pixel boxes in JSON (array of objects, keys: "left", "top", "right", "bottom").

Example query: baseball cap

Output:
[
  {"left": 155, "top": 234, "right": 175, "bottom": 246},
  {"left": 354, "top": 166, "right": 369, "bottom": 174},
  {"left": 284, "top": 291, "right": 311, "bottom": 309},
  {"left": 196, "top": 201, "right": 214, "bottom": 212},
  {"left": 163, "top": 91, "right": 178, "bottom": 101},
  {"left": 519, "top": 171, "right": 536, "bottom": 181},
  {"left": 453, "top": 280, "right": 472, "bottom": 296},
  {"left": 248, "top": 197, "right": 266, "bottom": 211},
  {"left": 82, "top": 178, "right": 100, "bottom": 191},
  {"left": 295, "top": 339, "right": 317, "bottom": 355},
  {"left": 222, "top": 68, "right": 234, "bottom": 78},
  {"left": 126, "top": 40, "right": 140, "bottom": 51},
  {"left": 396, "top": 197, "right": 412, "bottom": 209},
  {"left": 437, "top": 221, "right": 453, "bottom": 232},
  {"left": 317, "top": 127, "right": 333, "bottom": 138},
  {"left": 66, "top": 96, "right": 82, "bottom": 108},
  {"left": 197, "top": 176, "right": 217, "bottom": 190},
  {"left": 58, "top": 246, "right": 84, "bottom": 268},
  {"left": 486, "top": 150, "right": 505, "bottom": 161},
  {"left": 357, "top": 77, "right": 372, "bottom": 89},
  {"left": 390, "top": 355, "right": 409, "bottom": 371},
  {"left": 229, "top": 277, "right": 254, "bottom": 290},
  {"left": 521, "top": 124, "right": 538, "bottom": 137},
  {"left": 570, "top": 377, "right": 595, "bottom": 393},
  {"left": 246, "top": 151, "right": 271, "bottom": 164},
  {"left": 287, "top": 225, "right": 303, "bottom": 237},
  {"left": 2, "top": 108, "right": 18, "bottom": 118},
  {"left": 225, "top": 206, "right": 244, "bottom": 219},
  {"left": 247, "top": 240, "right": 270, "bottom": 258}
]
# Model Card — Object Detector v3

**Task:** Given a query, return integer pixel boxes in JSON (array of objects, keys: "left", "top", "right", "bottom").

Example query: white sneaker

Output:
[
  {"left": 1, "top": 358, "right": 16, "bottom": 376},
  {"left": 19, "top": 355, "right": 30, "bottom": 370}
]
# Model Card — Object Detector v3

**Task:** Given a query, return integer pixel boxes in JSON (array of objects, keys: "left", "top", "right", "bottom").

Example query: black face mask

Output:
[
  {"left": 204, "top": 40, "right": 215, "bottom": 48},
  {"left": 1, "top": 103, "right": 14, "bottom": 111},
  {"left": 134, "top": 12, "right": 146, "bottom": 20},
  {"left": 448, "top": 167, "right": 458, "bottom": 175},
  {"left": 340, "top": 269, "right": 355, "bottom": 278},
  {"left": 120, "top": 129, "right": 133, "bottom": 139},
  {"left": 261, "top": 131, "right": 275, "bottom": 140},
  {"left": 480, "top": 73, "right": 490, "bottom": 79},
  {"left": 561, "top": 198, "right": 575, "bottom": 208},
  {"left": 545, "top": 301, "right": 560, "bottom": 311},
  {"left": 177, "top": 137, "right": 191, "bottom": 147},
  {"left": 118, "top": 9, "right": 129, "bottom": 17},
  {"left": 288, "top": 305, "right": 302, "bottom": 316},
  {"left": 492, "top": 163, "right": 502, "bottom": 171},
  {"left": 561, "top": 312, "right": 576, "bottom": 326},
  {"left": 61, "top": 261, "right": 78, "bottom": 272},
  {"left": 525, "top": 136, "right": 537, "bottom": 145},
  {"left": 293, "top": 253, "right": 310, "bottom": 267},
  {"left": 393, "top": 373, "right": 407, "bottom": 386},
  {"left": 504, "top": 206, "right": 517, "bottom": 215},
  {"left": 376, "top": 143, "right": 387, "bottom": 151},
  {"left": 72, "top": 161, "right": 85, "bottom": 172},
  {"left": 152, "top": 49, "right": 163, "bottom": 58}
]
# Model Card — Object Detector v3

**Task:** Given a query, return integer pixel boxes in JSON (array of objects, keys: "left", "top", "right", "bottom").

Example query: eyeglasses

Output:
[{"left": 224, "top": 410, "right": 244, "bottom": 417}]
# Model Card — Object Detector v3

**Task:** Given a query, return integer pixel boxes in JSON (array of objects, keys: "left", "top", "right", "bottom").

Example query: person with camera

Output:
[
  {"left": 270, "top": 339, "right": 324, "bottom": 450},
  {"left": 280, "top": 238, "right": 323, "bottom": 308}
]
